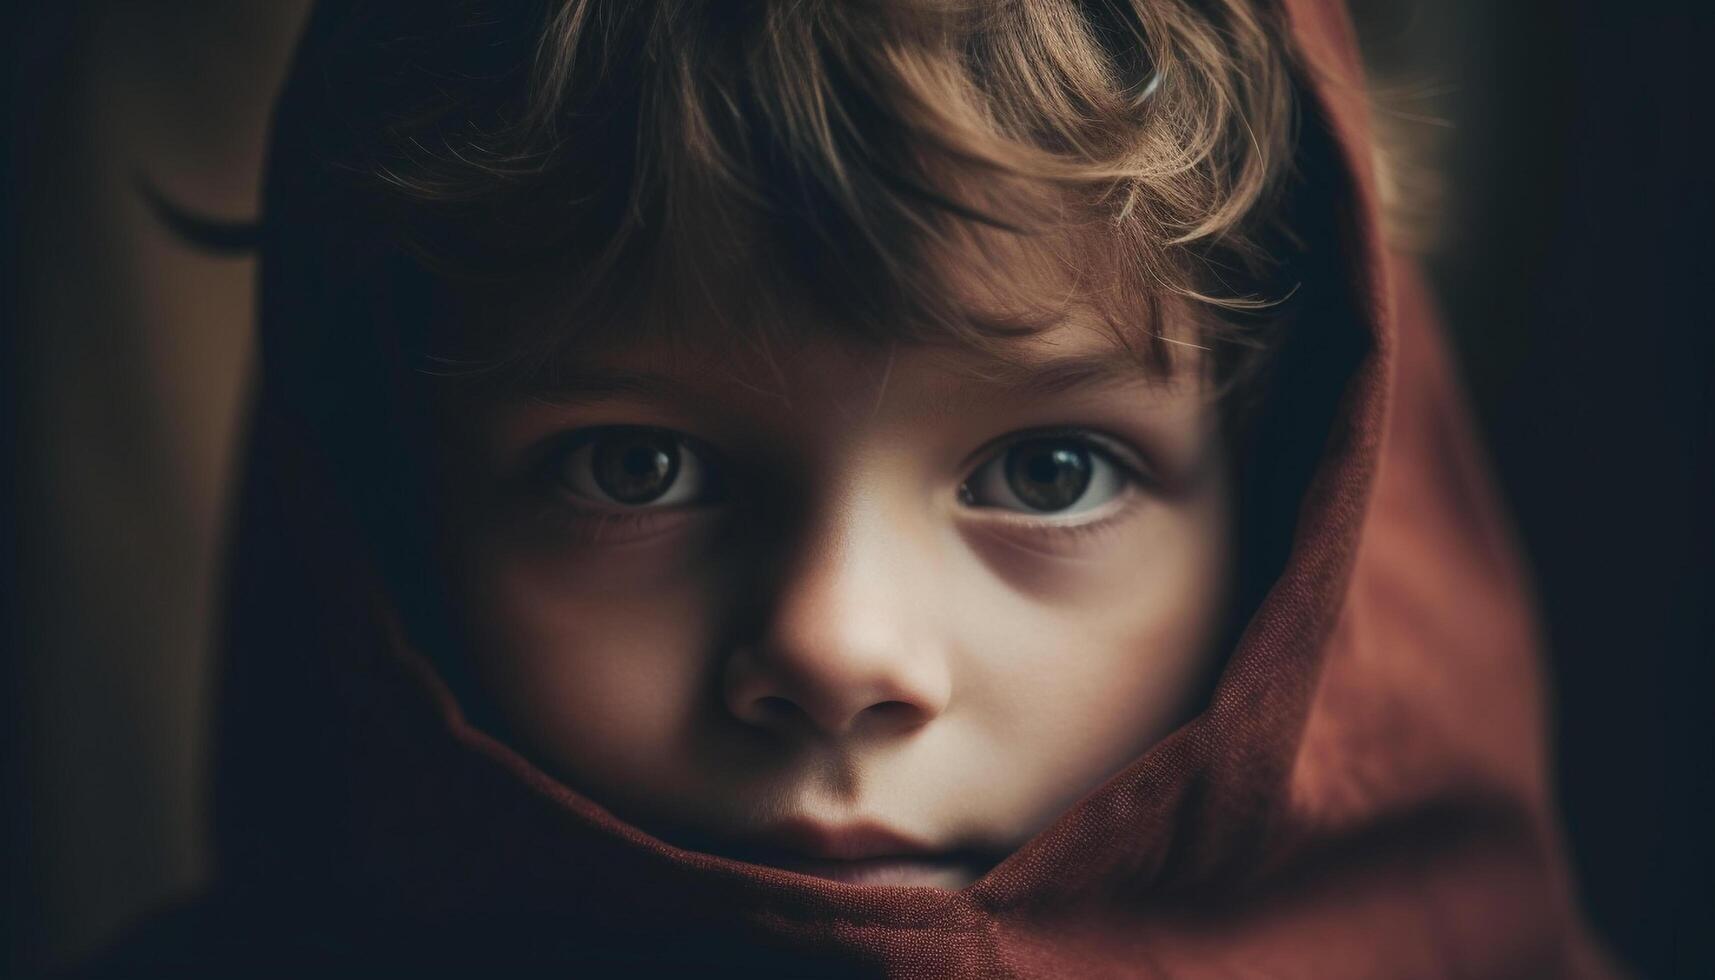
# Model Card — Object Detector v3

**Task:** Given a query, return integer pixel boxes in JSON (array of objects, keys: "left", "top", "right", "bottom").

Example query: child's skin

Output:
[{"left": 435, "top": 292, "right": 1235, "bottom": 889}]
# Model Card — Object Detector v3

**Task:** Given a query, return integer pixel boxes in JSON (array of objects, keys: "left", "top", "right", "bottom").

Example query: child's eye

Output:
[
  {"left": 546, "top": 426, "right": 719, "bottom": 508},
  {"left": 959, "top": 433, "right": 1135, "bottom": 516}
]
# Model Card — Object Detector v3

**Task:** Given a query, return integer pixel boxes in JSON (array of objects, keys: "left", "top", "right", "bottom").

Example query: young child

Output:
[{"left": 103, "top": 0, "right": 1617, "bottom": 974}]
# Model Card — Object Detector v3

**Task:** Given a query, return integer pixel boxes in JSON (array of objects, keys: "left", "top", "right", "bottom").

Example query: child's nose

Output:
[{"left": 722, "top": 492, "right": 952, "bottom": 740}]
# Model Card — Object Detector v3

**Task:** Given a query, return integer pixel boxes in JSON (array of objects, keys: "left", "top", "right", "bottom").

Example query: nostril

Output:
[
  {"left": 750, "top": 695, "right": 822, "bottom": 734},
  {"left": 743, "top": 695, "right": 926, "bottom": 737},
  {"left": 857, "top": 700, "right": 926, "bottom": 733}
]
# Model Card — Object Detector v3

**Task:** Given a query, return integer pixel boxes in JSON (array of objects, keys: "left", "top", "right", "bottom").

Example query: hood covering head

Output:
[{"left": 200, "top": 0, "right": 1617, "bottom": 974}]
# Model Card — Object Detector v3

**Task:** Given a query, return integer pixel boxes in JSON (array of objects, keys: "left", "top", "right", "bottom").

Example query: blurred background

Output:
[{"left": 3, "top": 1, "right": 1710, "bottom": 977}]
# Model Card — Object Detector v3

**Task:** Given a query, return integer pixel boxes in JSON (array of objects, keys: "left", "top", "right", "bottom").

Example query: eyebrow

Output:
[
  {"left": 516, "top": 347, "right": 1173, "bottom": 412},
  {"left": 521, "top": 369, "right": 691, "bottom": 407},
  {"left": 945, "top": 349, "right": 1171, "bottom": 400}
]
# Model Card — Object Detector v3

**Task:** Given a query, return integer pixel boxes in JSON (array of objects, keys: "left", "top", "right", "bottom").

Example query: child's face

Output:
[{"left": 437, "top": 309, "right": 1233, "bottom": 890}]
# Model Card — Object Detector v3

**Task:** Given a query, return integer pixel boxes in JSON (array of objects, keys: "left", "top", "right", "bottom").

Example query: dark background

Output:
[
  {"left": 1411, "top": 6, "right": 1713, "bottom": 977},
  {"left": 1353, "top": 4, "right": 1713, "bottom": 976},
  {"left": 5, "top": 2, "right": 1711, "bottom": 977}
]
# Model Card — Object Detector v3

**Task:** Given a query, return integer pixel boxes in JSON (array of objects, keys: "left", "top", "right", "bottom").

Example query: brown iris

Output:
[
  {"left": 589, "top": 429, "right": 681, "bottom": 504},
  {"left": 1003, "top": 439, "right": 1093, "bottom": 512}
]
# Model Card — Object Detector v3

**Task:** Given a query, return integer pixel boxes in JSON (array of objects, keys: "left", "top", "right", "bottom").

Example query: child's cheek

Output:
[
  {"left": 949, "top": 485, "right": 1233, "bottom": 834},
  {"left": 454, "top": 526, "right": 724, "bottom": 809},
  {"left": 957, "top": 489, "right": 1226, "bottom": 603}
]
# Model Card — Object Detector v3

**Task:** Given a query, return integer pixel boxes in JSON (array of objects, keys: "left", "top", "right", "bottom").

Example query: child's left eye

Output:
[{"left": 959, "top": 432, "right": 1136, "bottom": 516}]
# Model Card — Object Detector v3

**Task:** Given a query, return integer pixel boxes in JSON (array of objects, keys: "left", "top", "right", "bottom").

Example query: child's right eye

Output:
[{"left": 543, "top": 426, "right": 722, "bottom": 509}]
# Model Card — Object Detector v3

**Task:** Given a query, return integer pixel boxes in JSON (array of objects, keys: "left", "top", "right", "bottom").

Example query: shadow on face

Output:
[{"left": 429, "top": 307, "right": 1236, "bottom": 890}]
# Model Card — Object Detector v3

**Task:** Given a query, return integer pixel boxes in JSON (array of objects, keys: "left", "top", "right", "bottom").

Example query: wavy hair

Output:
[{"left": 339, "top": 0, "right": 1298, "bottom": 393}]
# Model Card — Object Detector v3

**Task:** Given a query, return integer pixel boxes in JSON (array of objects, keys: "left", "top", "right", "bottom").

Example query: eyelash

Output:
[
  {"left": 526, "top": 425, "right": 1152, "bottom": 544},
  {"left": 522, "top": 427, "right": 716, "bottom": 544},
  {"left": 957, "top": 426, "right": 1152, "bottom": 539}
]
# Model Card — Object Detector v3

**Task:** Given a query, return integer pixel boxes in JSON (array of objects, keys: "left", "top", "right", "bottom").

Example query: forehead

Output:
[
  {"left": 437, "top": 206, "right": 1205, "bottom": 397},
  {"left": 503, "top": 307, "right": 1210, "bottom": 422}
]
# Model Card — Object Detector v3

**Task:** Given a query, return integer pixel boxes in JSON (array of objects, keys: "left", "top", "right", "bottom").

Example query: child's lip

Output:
[
  {"left": 692, "top": 816, "right": 1001, "bottom": 885},
  {"left": 713, "top": 816, "right": 991, "bottom": 883},
  {"left": 741, "top": 817, "right": 939, "bottom": 862}
]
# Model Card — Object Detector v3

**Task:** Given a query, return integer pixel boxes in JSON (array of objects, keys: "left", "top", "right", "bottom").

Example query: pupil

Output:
[
  {"left": 592, "top": 430, "right": 680, "bottom": 503},
  {"left": 1005, "top": 440, "right": 1092, "bottom": 512},
  {"left": 622, "top": 447, "right": 656, "bottom": 476},
  {"left": 1025, "top": 454, "right": 1062, "bottom": 485}
]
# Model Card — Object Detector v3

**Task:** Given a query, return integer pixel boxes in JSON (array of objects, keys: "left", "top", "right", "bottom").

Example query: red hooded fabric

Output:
[{"left": 102, "top": 0, "right": 1621, "bottom": 975}]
